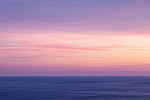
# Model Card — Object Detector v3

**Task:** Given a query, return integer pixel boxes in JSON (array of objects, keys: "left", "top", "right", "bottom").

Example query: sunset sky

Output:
[{"left": 0, "top": 0, "right": 150, "bottom": 76}]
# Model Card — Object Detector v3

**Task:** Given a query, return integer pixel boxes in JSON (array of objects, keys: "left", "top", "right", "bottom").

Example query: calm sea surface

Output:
[{"left": 0, "top": 76, "right": 150, "bottom": 100}]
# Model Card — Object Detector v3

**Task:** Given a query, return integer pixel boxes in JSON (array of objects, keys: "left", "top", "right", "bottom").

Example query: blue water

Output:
[{"left": 0, "top": 76, "right": 150, "bottom": 100}]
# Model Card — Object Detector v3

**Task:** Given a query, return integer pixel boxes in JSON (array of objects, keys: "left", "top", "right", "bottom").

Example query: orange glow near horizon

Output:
[{"left": 0, "top": 32, "right": 150, "bottom": 72}]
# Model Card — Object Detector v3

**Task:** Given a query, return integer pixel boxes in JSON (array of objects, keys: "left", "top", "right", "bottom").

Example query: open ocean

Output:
[{"left": 0, "top": 76, "right": 150, "bottom": 100}]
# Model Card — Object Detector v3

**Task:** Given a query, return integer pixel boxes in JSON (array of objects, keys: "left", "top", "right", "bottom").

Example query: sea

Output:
[{"left": 0, "top": 76, "right": 150, "bottom": 100}]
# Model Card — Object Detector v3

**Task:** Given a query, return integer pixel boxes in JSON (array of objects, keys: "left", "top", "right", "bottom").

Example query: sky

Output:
[{"left": 0, "top": 0, "right": 150, "bottom": 76}]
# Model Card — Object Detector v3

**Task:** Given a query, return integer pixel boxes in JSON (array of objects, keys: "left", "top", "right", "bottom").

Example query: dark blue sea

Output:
[{"left": 1, "top": 76, "right": 150, "bottom": 100}]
